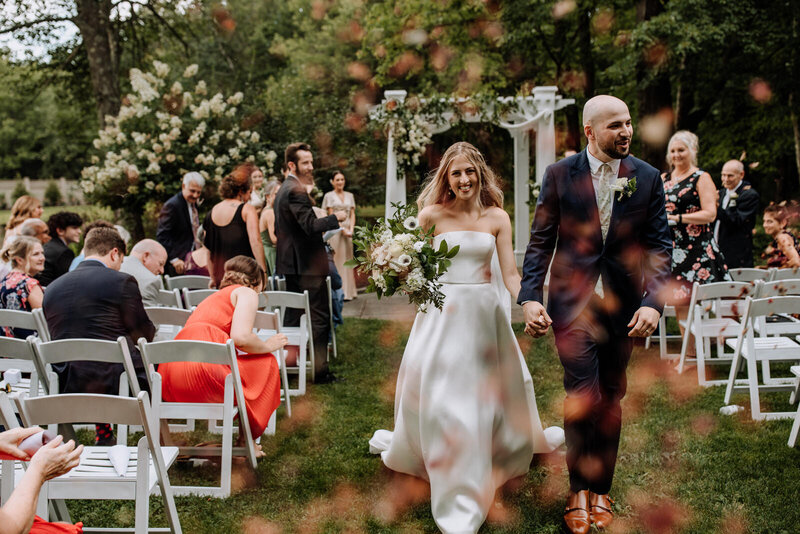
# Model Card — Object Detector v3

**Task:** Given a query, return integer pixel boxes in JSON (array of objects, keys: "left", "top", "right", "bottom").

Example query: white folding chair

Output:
[
  {"left": 30, "top": 336, "right": 142, "bottom": 444},
  {"left": 138, "top": 338, "right": 257, "bottom": 497},
  {"left": 145, "top": 307, "right": 192, "bottom": 342},
  {"left": 163, "top": 274, "right": 211, "bottom": 291},
  {"left": 676, "top": 281, "right": 752, "bottom": 386},
  {"left": 729, "top": 267, "right": 771, "bottom": 283},
  {"left": 11, "top": 391, "right": 182, "bottom": 533},
  {"left": 181, "top": 288, "right": 217, "bottom": 310},
  {"left": 326, "top": 276, "right": 338, "bottom": 360},
  {"left": 0, "top": 308, "right": 51, "bottom": 342},
  {"left": 771, "top": 267, "right": 800, "bottom": 281},
  {"left": 723, "top": 296, "right": 800, "bottom": 420},
  {"left": 262, "top": 290, "right": 314, "bottom": 393},
  {"left": 154, "top": 289, "right": 182, "bottom": 308},
  {"left": 266, "top": 275, "right": 286, "bottom": 291},
  {"left": 788, "top": 365, "right": 800, "bottom": 447},
  {"left": 0, "top": 336, "right": 45, "bottom": 398},
  {"left": 645, "top": 305, "right": 680, "bottom": 360}
]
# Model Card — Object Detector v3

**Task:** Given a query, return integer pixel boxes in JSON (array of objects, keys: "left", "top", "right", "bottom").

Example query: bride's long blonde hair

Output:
[{"left": 416, "top": 142, "right": 504, "bottom": 211}]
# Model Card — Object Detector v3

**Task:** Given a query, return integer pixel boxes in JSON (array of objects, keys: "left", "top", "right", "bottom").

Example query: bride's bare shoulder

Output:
[
  {"left": 485, "top": 206, "right": 511, "bottom": 224},
  {"left": 419, "top": 204, "right": 444, "bottom": 229}
]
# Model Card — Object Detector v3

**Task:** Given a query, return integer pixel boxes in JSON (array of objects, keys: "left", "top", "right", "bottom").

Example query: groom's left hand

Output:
[{"left": 627, "top": 306, "right": 660, "bottom": 337}]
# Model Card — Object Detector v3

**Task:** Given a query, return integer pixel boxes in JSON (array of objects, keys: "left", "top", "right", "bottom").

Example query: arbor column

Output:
[
  {"left": 511, "top": 129, "right": 531, "bottom": 265},
  {"left": 533, "top": 86, "right": 557, "bottom": 185},
  {"left": 383, "top": 90, "right": 407, "bottom": 219}
]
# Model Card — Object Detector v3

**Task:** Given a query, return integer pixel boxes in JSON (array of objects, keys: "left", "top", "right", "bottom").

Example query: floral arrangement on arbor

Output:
[
  {"left": 347, "top": 203, "right": 459, "bottom": 312},
  {"left": 80, "top": 60, "right": 277, "bottom": 234}
]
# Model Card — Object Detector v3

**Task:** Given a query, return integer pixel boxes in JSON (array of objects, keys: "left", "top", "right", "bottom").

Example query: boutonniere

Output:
[
  {"left": 610, "top": 176, "right": 637, "bottom": 201},
  {"left": 728, "top": 191, "right": 738, "bottom": 207}
]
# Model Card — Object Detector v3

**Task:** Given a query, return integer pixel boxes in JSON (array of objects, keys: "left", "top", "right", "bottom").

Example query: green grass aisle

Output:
[{"left": 67, "top": 319, "right": 800, "bottom": 533}]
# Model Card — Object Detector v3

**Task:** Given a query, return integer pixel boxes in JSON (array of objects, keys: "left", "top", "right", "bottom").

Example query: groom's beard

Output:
[{"left": 600, "top": 138, "right": 631, "bottom": 160}]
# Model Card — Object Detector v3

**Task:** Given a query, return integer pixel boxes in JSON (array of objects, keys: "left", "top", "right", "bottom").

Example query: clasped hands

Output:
[{"left": 522, "top": 302, "right": 660, "bottom": 338}]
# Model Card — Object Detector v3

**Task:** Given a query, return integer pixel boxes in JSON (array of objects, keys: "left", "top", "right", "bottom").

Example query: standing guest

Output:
[
  {"left": 17, "top": 218, "right": 51, "bottom": 244},
  {"left": 258, "top": 180, "right": 281, "bottom": 276},
  {"left": 521, "top": 96, "right": 672, "bottom": 534},
  {"left": 715, "top": 160, "right": 760, "bottom": 268},
  {"left": 274, "top": 143, "right": 347, "bottom": 383},
  {"left": 156, "top": 171, "right": 205, "bottom": 276},
  {"left": 0, "top": 237, "right": 45, "bottom": 339},
  {"left": 762, "top": 203, "right": 800, "bottom": 269},
  {"left": 322, "top": 170, "right": 357, "bottom": 300},
  {"left": 120, "top": 239, "right": 168, "bottom": 307},
  {"left": 43, "top": 227, "right": 155, "bottom": 445},
  {"left": 69, "top": 220, "right": 115, "bottom": 271},
  {"left": 3, "top": 195, "right": 43, "bottom": 246},
  {"left": 158, "top": 256, "right": 288, "bottom": 451},
  {"left": 36, "top": 211, "right": 83, "bottom": 286},
  {"left": 204, "top": 163, "right": 266, "bottom": 287},
  {"left": 249, "top": 166, "right": 266, "bottom": 209},
  {"left": 183, "top": 227, "right": 210, "bottom": 277}
]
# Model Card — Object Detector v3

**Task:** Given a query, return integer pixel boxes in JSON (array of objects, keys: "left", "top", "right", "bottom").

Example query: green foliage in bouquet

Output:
[{"left": 346, "top": 203, "right": 459, "bottom": 312}]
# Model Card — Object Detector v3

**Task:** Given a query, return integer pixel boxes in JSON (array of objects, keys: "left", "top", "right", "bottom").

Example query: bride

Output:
[{"left": 370, "top": 142, "right": 563, "bottom": 533}]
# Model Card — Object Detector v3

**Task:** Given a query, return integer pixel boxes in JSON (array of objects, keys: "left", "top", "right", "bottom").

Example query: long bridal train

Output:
[{"left": 370, "top": 231, "right": 564, "bottom": 533}]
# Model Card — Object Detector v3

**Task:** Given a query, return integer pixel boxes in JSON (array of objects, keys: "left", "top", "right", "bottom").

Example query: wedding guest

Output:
[
  {"left": 37, "top": 211, "right": 83, "bottom": 286},
  {"left": 762, "top": 203, "right": 800, "bottom": 269},
  {"left": 249, "top": 166, "right": 265, "bottom": 209},
  {"left": 3, "top": 195, "right": 43, "bottom": 246},
  {"left": 274, "top": 142, "right": 346, "bottom": 382},
  {"left": 715, "top": 160, "right": 760, "bottom": 268},
  {"left": 204, "top": 163, "right": 266, "bottom": 287},
  {"left": 0, "top": 236, "right": 44, "bottom": 339},
  {"left": 0, "top": 426, "right": 83, "bottom": 534},
  {"left": 158, "top": 256, "right": 288, "bottom": 450},
  {"left": 120, "top": 239, "right": 168, "bottom": 307},
  {"left": 17, "top": 218, "right": 50, "bottom": 244},
  {"left": 183, "top": 227, "right": 210, "bottom": 277},
  {"left": 157, "top": 171, "right": 204, "bottom": 276},
  {"left": 322, "top": 170, "right": 357, "bottom": 300},
  {"left": 69, "top": 220, "right": 115, "bottom": 271},
  {"left": 258, "top": 180, "right": 280, "bottom": 276},
  {"left": 43, "top": 227, "right": 155, "bottom": 445}
]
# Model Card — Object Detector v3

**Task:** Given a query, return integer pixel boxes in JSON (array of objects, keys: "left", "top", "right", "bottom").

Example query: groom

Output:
[{"left": 519, "top": 95, "right": 672, "bottom": 533}]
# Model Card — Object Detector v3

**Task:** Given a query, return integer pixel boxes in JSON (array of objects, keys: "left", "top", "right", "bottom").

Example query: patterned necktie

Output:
[
  {"left": 190, "top": 202, "right": 201, "bottom": 249},
  {"left": 595, "top": 163, "right": 613, "bottom": 298}
]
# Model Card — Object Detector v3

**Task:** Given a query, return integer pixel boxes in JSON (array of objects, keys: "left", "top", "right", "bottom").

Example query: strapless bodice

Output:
[{"left": 434, "top": 231, "right": 495, "bottom": 284}]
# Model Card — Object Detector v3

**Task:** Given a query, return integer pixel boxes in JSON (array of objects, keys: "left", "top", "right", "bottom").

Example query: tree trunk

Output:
[
  {"left": 577, "top": 2, "right": 595, "bottom": 99},
  {"left": 73, "top": 0, "right": 120, "bottom": 125},
  {"left": 790, "top": 91, "right": 800, "bottom": 192},
  {"left": 635, "top": 0, "right": 673, "bottom": 171}
]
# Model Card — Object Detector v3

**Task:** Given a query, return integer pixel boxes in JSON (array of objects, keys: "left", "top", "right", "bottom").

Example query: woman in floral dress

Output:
[
  {"left": 0, "top": 236, "right": 45, "bottom": 339},
  {"left": 662, "top": 131, "right": 729, "bottom": 355}
]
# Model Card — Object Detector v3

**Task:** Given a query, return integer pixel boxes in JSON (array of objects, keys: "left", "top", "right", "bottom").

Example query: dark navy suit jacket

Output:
[
  {"left": 156, "top": 192, "right": 194, "bottom": 263},
  {"left": 518, "top": 150, "right": 673, "bottom": 333},
  {"left": 42, "top": 259, "right": 155, "bottom": 394}
]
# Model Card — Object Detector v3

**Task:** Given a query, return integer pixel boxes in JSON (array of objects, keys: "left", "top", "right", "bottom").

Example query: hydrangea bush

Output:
[
  {"left": 346, "top": 203, "right": 459, "bottom": 312},
  {"left": 80, "top": 60, "right": 277, "bottom": 234}
]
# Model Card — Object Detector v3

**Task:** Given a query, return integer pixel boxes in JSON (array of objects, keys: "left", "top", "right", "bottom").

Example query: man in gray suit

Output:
[{"left": 120, "top": 239, "right": 168, "bottom": 307}]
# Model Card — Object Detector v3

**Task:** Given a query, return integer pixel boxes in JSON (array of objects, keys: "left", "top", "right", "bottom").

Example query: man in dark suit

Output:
[
  {"left": 714, "top": 160, "right": 759, "bottom": 268},
  {"left": 43, "top": 227, "right": 155, "bottom": 444},
  {"left": 156, "top": 171, "right": 204, "bottom": 276},
  {"left": 37, "top": 211, "right": 83, "bottom": 286},
  {"left": 519, "top": 96, "right": 672, "bottom": 534},
  {"left": 274, "top": 142, "right": 347, "bottom": 383}
]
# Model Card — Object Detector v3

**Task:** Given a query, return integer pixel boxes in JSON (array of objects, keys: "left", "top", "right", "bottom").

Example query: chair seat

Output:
[
  {"left": 754, "top": 314, "right": 800, "bottom": 336},
  {"left": 725, "top": 336, "right": 800, "bottom": 359},
  {"left": 9, "top": 377, "right": 46, "bottom": 397},
  {"left": 791, "top": 365, "right": 800, "bottom": 377},
  {"left": 690, "top": 318, "right": 741, "bottom": 337}
]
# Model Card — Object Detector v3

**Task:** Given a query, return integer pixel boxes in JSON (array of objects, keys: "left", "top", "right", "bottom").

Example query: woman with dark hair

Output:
[
  {"left": 322, "top": 171, "right": 357, "bottom": 300},
  {"left": 203, "top": 163, "right": 266, "bottom": 287},
  {"left": 158, "top": 256, "right": 288, "bottom": 447},
  {"left": 762, "top": 203, "right": 800, "bottom": 268}
]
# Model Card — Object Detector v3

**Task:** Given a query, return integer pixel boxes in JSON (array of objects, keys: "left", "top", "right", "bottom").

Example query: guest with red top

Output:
[
  {"left": 158, "top": 256, "right": 288, "bottom": 448},
  {"left": 0, "top": 236, "right": 45, "bottom": 339},
  {"left": 762, "top": 203, "right": 800, "bottom": 269}
]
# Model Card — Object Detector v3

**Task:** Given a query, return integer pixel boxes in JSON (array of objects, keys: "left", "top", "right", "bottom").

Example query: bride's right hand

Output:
[
  {"left": 523, "top": 301, "right": 552, "bottom": 338},
  {"left": 264, "top": 333, "right": 289, "bottom": 353}
]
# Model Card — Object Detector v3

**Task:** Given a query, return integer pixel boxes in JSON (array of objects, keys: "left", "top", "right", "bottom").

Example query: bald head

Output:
[
  {"left": 131, "top": 239, "right": 167, "bottom": 275},
  {"left": 721, "top": 160, "right": 745, "bottom": 190},
  {"left": 583, "top": 95, "right": 632, "bottom": 161},
  {"left": 17, "top": 218, "right": 51, "bottom": 244}
]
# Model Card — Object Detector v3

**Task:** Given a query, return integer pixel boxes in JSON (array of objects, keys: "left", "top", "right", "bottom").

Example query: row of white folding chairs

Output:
[
  {"left": 729, "top": 266, "right": 800, "bottom": 283},
  {"left": 161, "top": 274, "right": 286, "bottom": 293}
]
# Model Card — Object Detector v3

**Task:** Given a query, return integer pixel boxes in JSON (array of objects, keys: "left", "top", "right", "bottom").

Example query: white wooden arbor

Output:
[{"left": 371, "top": 87, "right": 574, "bottom": 264}]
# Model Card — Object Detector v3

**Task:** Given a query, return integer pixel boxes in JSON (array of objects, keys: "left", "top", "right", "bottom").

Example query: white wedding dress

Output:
[{"left": 370, "top": 231, "right": 563, "bottom": 534}]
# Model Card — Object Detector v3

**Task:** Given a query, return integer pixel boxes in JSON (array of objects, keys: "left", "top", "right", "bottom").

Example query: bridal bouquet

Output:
[{"left": 347, "top": 203, "right": 459, "bottom": 312}]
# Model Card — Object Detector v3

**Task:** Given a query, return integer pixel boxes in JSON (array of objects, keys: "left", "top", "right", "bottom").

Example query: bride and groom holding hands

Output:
[{"left": 370, "top": 95, "right": 673, "bottom": 533}]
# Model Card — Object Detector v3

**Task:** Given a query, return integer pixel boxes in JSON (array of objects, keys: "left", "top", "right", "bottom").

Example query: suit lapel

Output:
[
  {"left": 608, "top": 157, "right": 636, "bottom": 228},
  {"left": 570, "top": 151, "right": 603, "bottom": 245}
]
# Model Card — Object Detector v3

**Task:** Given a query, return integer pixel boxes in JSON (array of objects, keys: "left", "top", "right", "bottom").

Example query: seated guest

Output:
[
  {"left": 762, "top": 203, "right": 800, "bottom": 269},
  {"left": 69, "top": 220, "right": 115, "bottom": 271},
  {"left": 3, "top": 195, "right": 43, "bottom": 247},
  {"left": 158, "top": 256, "right": 288, "bottom": 451},
  {"left": 120, "top": 239, "right": 168, "bottom": 307},
  {"left": 17, "top": 218, "right": 51, "bottom": 244},
  {"left": 0, "top": 236, "right": 45, "bottom": 339},
  {"left": 0, "top": 426, "right": 83, "bottom": 534},
  {"left": 182, "top": 226, "right": 210, "bottom": 277},
  {"left": 43, "top": 227, "right": 155, "bottom": 445},
  {"left": 37, "top": 211, "right": 83, "bottom": 286},
  {"left": 715, "top": 160, "right": 760, "bottom": 268}
]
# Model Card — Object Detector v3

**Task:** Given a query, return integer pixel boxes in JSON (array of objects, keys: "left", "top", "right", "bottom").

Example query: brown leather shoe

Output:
[
  {"left": 563, "top": 490, "right": 591, "bottom": 534},
  {"left": 589, "top": 492, "right": 615, "bottom": 529}
]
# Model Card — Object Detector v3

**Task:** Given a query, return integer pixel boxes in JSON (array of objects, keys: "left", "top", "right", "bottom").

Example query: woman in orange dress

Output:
[{"left": 158, "top": 255, "right": 288, "bottom": 443}]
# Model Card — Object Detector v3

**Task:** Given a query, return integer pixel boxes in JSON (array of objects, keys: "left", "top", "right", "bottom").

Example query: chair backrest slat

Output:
[
  {"left": 139, "top": 339, "right": 235, "bottom": 367},
  {"left": 19, "top": 393, "right": 142, "bottom": 427},
  {"left": 181, "top": 288, "right": 217, "bottom": 309},
  {"left": 156, "top": 289, "right": 182, "bottom": 308},
  {"left": 772, "top": 268, "right": 800, "bottom": 281},
  {"left": 145, "top": 307, "right": 192, "bottom": 327},
  {"left": 253, "top": 309, "right": 280, "bottom": 332},
  {"left": 0, "top": 309, "right": 40, "bottom": 332},
  {"left": 729, "top": 268, "right": 771, "bottom": 283},
  {"left": 694, "top": 281, "right": 754, "bottom": 301},
  {"left": 756, "top": 279, "right": 800, "bottom": 298},
  {"left": 748, "top": 296, "right": 800, "bottom": 319},
  {"left": 164, "top": 275, "right": 212, "bottom": 291}
]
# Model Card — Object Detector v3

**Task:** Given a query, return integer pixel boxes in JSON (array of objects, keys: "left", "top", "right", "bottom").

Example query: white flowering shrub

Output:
[
  {"left": 346, "top": 203, "right": 459, "bottom": 312},
  {"left": 371, "top": 96, "right": 437, "bottom": 181},
  {"left": 80, "top": 60, "right": 277, "bottom": 218}
]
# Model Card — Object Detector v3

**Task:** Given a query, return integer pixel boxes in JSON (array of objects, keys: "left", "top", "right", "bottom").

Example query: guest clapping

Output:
[
  {"left": 762, "top": 203, "right": 800, "bottom": 269},
  {"left": 322, "top": 171, "right": 357, "bottom": 300},
  {"left": 204, "top": 163, "right": 267, "bottom": 287},
  {"left": 258, "top": 180, "right": 280, "bottom": 276},
  {"left": 0, "top": 236, "right": 44, "bottom": 339}
]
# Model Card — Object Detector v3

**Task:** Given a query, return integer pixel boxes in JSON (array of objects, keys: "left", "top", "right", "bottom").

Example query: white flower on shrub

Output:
[
  {"left": 182, "top": 91, "right": 193, "bottom": 106},
  {"left": 146, "top": 161, "right": 160, "bottom": 174},
  {"left": 183, "top": 64, "right": 198, "bottom": 78},
  {"left": 227, "top": 92, "right": 244, "bottom": 106},
  {"left": 166, "top": 154, "right": 176, "bottom": 163},
  {"left": 145, "top": 181, "right": 155, "bottom": 190},
  {"left": 169, "top": 116, "right": 182, "bottom": 128},
  {"left": 153, "top": 60, "right": 170, "bottom": 78},
  {"left": 130, "top": 68, "right": 159, "bottom": 102},
  {"left": 195, "top": 80, "right": 207, "bottom": 95},
  {"left": 225, "top": 107, "right": 237, "bottom": 117},
  {"left": 209, "top": 93, "right": 226, "bottom": 115}
]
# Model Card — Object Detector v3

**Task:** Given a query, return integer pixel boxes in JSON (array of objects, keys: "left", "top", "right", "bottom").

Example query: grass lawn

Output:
[{"left": 65, "top": 318, "right": 800, "bottom": 533}]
